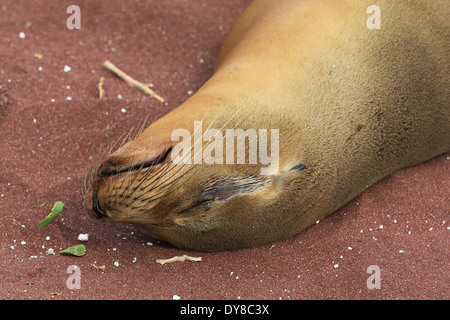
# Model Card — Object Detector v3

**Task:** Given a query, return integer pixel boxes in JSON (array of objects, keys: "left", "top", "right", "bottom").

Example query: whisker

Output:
[
  {"left": 118, "top": 149, "right": 171, "bottom": 202},
  {"left": 99, "top": 102, "right": 245, "bottom": 209},
  {"left": 140, "top": 107, "right": 227, "bottom": 193},
  {"left": 131, "top": 164, "right": 198, "bottom": 207},
  {"left": 138, "top": 105, "right": 243, "bottom": 203}
]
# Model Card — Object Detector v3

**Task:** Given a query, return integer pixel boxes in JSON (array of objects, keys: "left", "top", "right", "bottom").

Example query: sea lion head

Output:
[{"left": 82, "top": 112, "right": 301, "bottom": 251}]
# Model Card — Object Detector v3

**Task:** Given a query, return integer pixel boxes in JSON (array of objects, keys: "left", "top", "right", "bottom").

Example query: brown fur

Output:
[{"left": 84, "top": 0, "right": 450, "bottom": 251}]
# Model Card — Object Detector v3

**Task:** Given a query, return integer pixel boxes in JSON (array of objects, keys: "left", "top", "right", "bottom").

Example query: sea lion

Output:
[{"left": 83, "top": 0, "right": 450, "bottom": 252}]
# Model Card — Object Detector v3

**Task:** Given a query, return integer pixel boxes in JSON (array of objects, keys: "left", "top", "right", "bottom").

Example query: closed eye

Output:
[{"left": 179, "top": 175, "right": 269, "bottom": 214}]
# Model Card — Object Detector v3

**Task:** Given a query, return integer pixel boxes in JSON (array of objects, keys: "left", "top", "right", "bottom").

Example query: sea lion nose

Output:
[{"left": 92, "top": 193, "right": 107, "bottom": 218}]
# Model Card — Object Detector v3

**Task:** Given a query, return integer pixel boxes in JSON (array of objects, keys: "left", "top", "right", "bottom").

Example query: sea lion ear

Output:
[
  {"left": 289, "top": 163, "right": 306, "bottom": 172},
  {"left": 274, "top": 163, "right": 307, "bottom": 183}
]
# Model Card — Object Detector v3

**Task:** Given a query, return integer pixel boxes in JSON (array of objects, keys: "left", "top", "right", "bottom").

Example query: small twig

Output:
[
  {"left": 92, "top": 264, "right": 106, "bottom": 272},
  {"left": 32, "top": 203, "right": 47, "bottom": 208},
  {"left": 156, "top": 255, "right": 202, "bottom": 265},
  {"left": 97, "top": 77, "right": 105, "bottom": 99},
  {"left": 102, "top": 60, "right": 165, "bottom": 103}
]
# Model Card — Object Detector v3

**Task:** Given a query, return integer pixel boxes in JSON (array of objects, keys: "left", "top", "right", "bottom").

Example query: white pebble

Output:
[
  {"left": 173, "top": 295, "right": 181, "bottom": 300},
  {"left": 46, "top": 248, "right": 55, "bottom": 255},
  {"left": 66, "top": 96, "right": 72, "bottom": 101},
  {"left": 21, "top": 241, "right": 26, "bottom": 245},
  {"left": 19, "top": 32, "right": 25, "bottom": 39},
  {"left": 45, "top": 236, "right": 50, "bottom": 241},
  {"left": 121, "top": 108, "right": 126, "bottom": 113},
  {"left": 38, "top": 66, "right": 43, "bottom": 71},
  {"left": 146, "top": 242, "right": 153, "bottom": 246},
  {"left": 113, "top": 261, "right": 119, "bottom": 267},
  {"left": 78, "top": 233, "right": 89, "bottom": 241},
  {"left": 333, "top": 263, "right": 339, "bottom": 269},
  {"left": 63, "top": 65, "right": 71, "bottom": 72}
]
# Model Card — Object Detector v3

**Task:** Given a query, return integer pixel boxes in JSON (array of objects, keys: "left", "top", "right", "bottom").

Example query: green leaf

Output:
[
  {"left": 59, "top": 244, "right": 86, "bottom": 257},
  {"left": 51, "top": 201, "right": 64, "bottom": 214},
  {"left": 38, "top": 201, "right": 64, "bottom": 228}
]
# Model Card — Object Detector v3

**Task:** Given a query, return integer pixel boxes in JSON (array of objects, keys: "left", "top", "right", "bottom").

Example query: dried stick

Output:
[
  {"left": 102, "top": 60, "right": 165, "bottom": 103},
  {"left": 98, "top": 77, "right": 105, "bottom": 99},
  {"left": 156, "top": 255, "right": 202, "bottom": 265}
]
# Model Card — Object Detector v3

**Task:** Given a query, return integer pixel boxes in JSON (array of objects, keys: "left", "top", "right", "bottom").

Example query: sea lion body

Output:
[{"left": 84, "top": 0, "right": 450, "bottom": 251}]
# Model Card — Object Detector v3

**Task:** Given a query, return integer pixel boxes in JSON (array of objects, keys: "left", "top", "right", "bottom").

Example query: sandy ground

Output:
[{"left": 0, "top": 0, "right": 448, "bottom": 300}]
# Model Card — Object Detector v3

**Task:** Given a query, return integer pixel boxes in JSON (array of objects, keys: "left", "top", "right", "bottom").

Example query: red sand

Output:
[{"left": 0, "top": 0, "right": 448, "bottom": 300}]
